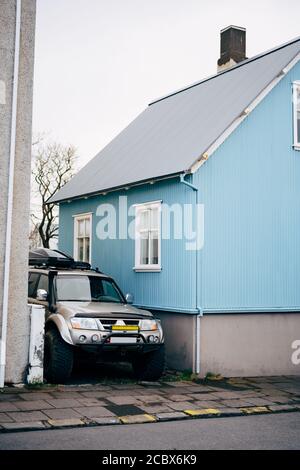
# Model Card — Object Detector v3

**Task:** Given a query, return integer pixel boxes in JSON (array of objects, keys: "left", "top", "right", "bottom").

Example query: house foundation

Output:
[{"left": 154, "top": 311, "right": 300, "bottom": 377}]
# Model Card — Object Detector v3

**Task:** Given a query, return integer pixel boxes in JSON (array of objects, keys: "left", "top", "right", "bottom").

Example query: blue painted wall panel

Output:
[
  {"left": 194, "top": 60, "right": 300, "bottom": 311},
  {"left": 59, "top": 179, "right": 197, "bottom": 311}
]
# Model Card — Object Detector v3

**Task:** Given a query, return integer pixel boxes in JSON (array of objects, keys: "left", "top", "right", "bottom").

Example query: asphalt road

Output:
[{"left": 0, "top": 412, "right": 299, "bottom": 450}]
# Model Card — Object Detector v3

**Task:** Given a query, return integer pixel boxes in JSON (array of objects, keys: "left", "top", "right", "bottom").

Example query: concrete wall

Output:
[
  {"left": 200, "top": 313, "right": 300, "bottom": 377},
  {"left": 0, "top": 0, "right": 36, "bottom": 383},
  {"left": 152, "top": 311, "right": 195, "bottom": 371}
]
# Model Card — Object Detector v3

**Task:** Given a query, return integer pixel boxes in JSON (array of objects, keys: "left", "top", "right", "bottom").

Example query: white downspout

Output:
[
  {"left": 179, "top": 174, "right": 203, "bottom": 375},
  {"left": 0, "top": 0, "right": 22, "bottom": 388},
  {"left": 195, "top": 310, "right": 203, "bottom": 374}
]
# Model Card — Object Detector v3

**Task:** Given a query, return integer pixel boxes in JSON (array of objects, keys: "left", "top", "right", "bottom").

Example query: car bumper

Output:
[
  {"left": 79, "top": 342, "right": 162, "bottom": 355},
  {"left": 70, "top": 329, "right": 163, "bottom": 347}
]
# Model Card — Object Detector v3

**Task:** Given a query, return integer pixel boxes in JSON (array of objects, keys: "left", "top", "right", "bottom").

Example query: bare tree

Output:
[
  {"left": 31, "top": 142, "right": 77, "bottom": 248},
  {"left": 28, "top": 223, "right": 41, "bottom": 250}
]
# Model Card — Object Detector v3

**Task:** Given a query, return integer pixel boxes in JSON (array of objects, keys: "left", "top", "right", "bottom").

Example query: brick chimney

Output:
[{"left": 217, "top": 26, "right": 247, "bottom": 72}]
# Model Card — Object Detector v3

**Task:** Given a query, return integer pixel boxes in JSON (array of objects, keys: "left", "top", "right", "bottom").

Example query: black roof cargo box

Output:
[{"left": 29, "top": 248, "right": 91, "bottom": 270}]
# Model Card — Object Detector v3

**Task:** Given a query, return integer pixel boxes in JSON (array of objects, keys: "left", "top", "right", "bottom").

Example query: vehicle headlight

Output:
[
  {"left": 70, "top": 318, "right": 99, "bottom": 330},
  {"left": 140, "top": 319, "right": 158, "bottom": 331}
]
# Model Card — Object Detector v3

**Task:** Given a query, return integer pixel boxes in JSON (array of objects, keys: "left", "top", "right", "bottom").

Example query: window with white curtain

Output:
[
  {"left": 134, "top": 201, "right": 161, "bottom": 271},
  {"left": 73, "top": 213, "right": 92, "bottom": 263}
]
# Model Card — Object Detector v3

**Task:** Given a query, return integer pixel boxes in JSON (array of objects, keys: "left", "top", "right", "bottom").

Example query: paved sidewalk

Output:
[{"left": 0, "top": 375, "right": 299, "bottom": 433}]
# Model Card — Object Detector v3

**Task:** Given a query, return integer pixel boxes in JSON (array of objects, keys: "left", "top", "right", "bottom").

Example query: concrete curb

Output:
[{"left": 0, "top": 406, "right": 299, "bottom": 434}]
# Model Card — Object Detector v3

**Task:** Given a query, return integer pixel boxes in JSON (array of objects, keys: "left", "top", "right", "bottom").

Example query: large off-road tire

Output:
[
  {"left": 44, "top": 328, "right": 74, "bottom": 384},
  {"left": 132, "top": 345, "right": 165, "bottom": 381}
]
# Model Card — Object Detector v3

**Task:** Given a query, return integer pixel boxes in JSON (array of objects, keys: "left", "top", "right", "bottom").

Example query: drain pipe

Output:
[
  {"left": 195, "top": 309, "right": 203, "bottom": 374},
  {"left": 179, "top": 173, "right": 202, "bottom": 375},
  {"left": 0, "top": 0, "right": 22, "bottom": 388}
]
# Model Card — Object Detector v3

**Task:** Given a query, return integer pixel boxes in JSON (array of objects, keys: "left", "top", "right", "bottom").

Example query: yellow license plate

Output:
[{"left": 111, "top": 325, "right": 139, "bottom": 331}]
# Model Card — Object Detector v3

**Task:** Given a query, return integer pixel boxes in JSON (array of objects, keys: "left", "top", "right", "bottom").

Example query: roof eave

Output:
[{"left": 47, "top": 171, "right": 188, "bottom": 205}]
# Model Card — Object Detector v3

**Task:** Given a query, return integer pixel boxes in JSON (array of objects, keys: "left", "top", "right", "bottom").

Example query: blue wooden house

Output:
[{"left": 50, "top": 27, "right": 300, "bottom": 376}]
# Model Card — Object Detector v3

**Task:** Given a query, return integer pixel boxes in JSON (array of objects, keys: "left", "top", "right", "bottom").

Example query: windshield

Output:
[{"left": 56, "top": 275, "right": 124, "bottom": 303}]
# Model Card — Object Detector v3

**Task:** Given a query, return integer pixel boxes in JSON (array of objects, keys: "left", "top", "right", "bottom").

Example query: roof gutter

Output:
[
  {"left": 49, "top": 172, "right": 185, "bottom": 205},
  {"left": 0, "top": 0, "right": 22, "bottom": 388}
]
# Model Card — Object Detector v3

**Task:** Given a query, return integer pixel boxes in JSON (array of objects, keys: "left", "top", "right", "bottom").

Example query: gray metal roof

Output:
[{"left": 50, "top": 37, "right": 300, "bottom": 203}]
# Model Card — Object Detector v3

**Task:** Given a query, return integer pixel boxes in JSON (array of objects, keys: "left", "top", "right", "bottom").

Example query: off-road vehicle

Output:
[{"left": 28, "top": 248, "right": 165, "bottom": 384}]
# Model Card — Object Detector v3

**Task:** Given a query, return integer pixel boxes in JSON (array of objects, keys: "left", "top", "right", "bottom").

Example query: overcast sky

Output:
[{"left": 33, "top": 0, "right": 300, "bottom": 168}]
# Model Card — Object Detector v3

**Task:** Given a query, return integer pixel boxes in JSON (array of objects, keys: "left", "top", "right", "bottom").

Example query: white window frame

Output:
[
  {"left": 73, "top": 212, "right": 92, "bottom": 264},
  {"left": 134, "top": 201, "right": 161, "bottom": 272},
  {"left": 293, "top": 81, "right": 300, "bottom": 149}
]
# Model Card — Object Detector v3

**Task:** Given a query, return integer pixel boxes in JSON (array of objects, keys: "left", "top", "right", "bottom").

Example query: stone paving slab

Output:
[
  {"left": 77, "top": 398, "right": 107, "bottom": 407},
  {"left": 220, "top": 399, "right": 257, "bottom": 408},
  {"left": 0, "top": 413, "right": 14, "bottom": 423},
  {"left": 43, "top": 408, "right": 83, "bottom": 420},
  {"left": 0, "top": 402, "right": 20, "bottom": 412},
  {"left": 107, "top": 396, "right": 141, "bottom": 405},
  {"left": 194, "top": 400, "right": 223, "bottom": 408},
  {"left": 168, "top": 401, "right": 200, "bottom": 411},
  {"left": 12, "top": 400, "right": 54, "bottom": 411},
  {"left": 0, "top": 375, "right": 299, "bottom": 433},
  {"left": 138, "top": 404, "right": 173, "bottom": 414},
  {"left": 7, "top": 411, "right": 48, "bottom": 422},
  {"left": 19, "top": 393, "right": 54, "bottom": 401},
  {"left": 45, "top": 398, "right": 82, "bottom": 409},
  {"left": 73, "top": 406, "right": 116, "bottom": 418},
  {"left": 1, "top": 421, "right": 46, "bottom": 431}
]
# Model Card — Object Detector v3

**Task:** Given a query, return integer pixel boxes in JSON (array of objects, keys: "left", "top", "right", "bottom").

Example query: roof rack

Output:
[{"left": 29, "top": 248, "right": 91, "bottom": 270}]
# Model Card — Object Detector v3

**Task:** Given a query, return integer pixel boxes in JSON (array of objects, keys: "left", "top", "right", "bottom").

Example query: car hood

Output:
[{"left": 56, "top": 301, "right": 153, "bottom": 319}]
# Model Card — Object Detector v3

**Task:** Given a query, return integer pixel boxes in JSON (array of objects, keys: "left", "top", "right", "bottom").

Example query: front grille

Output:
[{"left": 98, "top": 318, "right": 139, "bottom": 331}]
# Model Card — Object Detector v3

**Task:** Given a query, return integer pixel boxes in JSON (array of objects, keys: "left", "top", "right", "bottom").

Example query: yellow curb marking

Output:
[
  {"left": 240, "top": 406, "right": 270, "bottom": 415},
  {"left": 120, "top": 414, "right": 156, "bottom": 424},
  {"left": 48, "top": 419, "right": 85, "bottom": 427},
  {"left": 184, "top": 408, "right": 220, "bottom": 417}
]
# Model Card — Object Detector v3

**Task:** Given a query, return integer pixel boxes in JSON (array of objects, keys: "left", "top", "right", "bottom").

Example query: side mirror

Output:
[
  {"left": 36, "top": 289, "right": 48, "bottom": 301},
  {"left": 125, "top": 293, "right": 134, "bottom": 304}
]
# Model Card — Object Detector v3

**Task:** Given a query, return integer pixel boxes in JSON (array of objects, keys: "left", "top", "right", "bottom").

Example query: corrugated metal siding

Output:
[
  {"left": 59, "top": 178, "right": 197, "bottom": 311},
  {"left": 194, "top": 60, "right": 300, "bottom": 312}
]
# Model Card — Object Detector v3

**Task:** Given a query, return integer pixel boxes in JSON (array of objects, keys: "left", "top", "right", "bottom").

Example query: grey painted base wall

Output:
[
  {"left": 153, "top": 311, "right": 300, "bottom": 377},
  {"left": 200, "top": 313, "right": 300, "bottom": 377},
  {"left": 153, "top": 311, "right": 195, "bottom": 372}
]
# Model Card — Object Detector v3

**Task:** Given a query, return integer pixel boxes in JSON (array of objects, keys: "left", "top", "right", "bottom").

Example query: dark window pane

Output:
[
  {"left": 84, "top": 237, "right": 90, "bottom": 262},
  {"left": 140, "top": 234, "right": 149, "bottom": 265},
  {"left": 28, "top": 273, "right": 40, "bottom": 297},
  {"left": 150, "top": 232, "right": 159, "bottom": 265}
]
